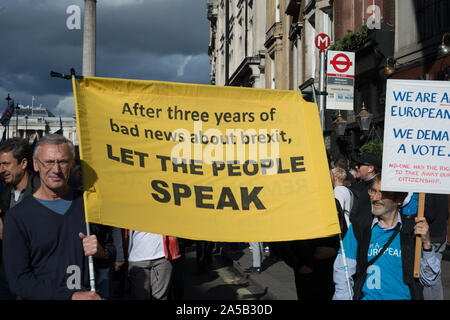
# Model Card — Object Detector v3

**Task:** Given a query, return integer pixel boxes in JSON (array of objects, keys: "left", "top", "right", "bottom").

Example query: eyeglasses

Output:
[
  {"left": 368, "top": 188, "right": 382, "bottom": 197},
  {"left": 368, "top": 188, "right": 396, "bottom": 199},
  {"left": 37, "top": 158, "right": 71, "bottom": 169}
]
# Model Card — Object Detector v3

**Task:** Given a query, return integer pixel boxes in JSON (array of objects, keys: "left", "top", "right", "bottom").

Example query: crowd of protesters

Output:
[{"left": 0, "top": 135, "right": 448, "bottom": 300}]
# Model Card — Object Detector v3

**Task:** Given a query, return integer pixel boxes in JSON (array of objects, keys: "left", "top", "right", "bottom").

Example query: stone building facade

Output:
[
  {"left": 207, "top": 0, "right": 266, "bottom": 88},
  {"left": 0, "top": 105, "right": 78, "bottom": 145},
  {"left": 206, "top": 0, "right": 449, "bottom": 160}
]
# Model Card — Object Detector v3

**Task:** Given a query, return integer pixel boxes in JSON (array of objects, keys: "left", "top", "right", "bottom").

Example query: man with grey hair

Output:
[{"left": 2, "top": 134, "right": 115, "bottom": 300}]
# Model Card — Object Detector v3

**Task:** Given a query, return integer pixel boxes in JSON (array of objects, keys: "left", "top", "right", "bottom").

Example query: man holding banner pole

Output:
[
  {"left": 333, "top": 174, "right": 440, "bottom": 300},
  {"left": 381, "top": 78, "right": 450, "bottom": 299},
  {"left": 2, "top": 134, "right": 114, "bottom": 300}
]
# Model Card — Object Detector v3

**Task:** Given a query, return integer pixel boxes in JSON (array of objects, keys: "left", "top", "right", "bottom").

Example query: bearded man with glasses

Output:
[{"left": 333, "top": 174, "right": 441, "bottom": 300}]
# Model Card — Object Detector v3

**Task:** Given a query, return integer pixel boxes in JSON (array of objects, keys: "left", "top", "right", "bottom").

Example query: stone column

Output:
[{"left": 82, "top": 0, "right": 97, "bottom": 76}]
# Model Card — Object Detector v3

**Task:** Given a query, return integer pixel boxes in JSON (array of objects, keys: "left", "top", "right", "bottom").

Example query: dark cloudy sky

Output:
[{"left": 0, "top": 0, "right": 211, "bottom": 116}]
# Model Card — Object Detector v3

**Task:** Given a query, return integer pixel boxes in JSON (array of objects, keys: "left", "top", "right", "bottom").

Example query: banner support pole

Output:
[
  {"left": 338, "top": 233, "right": 353, "bottom": 299},
  {"left": 85, "top": 221, "right": 97, "bottom": 292},
  {"left": 413, "top": 193, "right": 426, "bottom": 278},
  {"left": 311, "top": 84, "right": 318, "bottom": 105},
  {"left": 67, "top": 69, "right": 96, "bottom": 292}
]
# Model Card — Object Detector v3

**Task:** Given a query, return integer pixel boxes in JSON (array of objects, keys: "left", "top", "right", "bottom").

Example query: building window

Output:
[
  {"left": 324, "top": 9, "right": 333, "bottom": 42},
  {"left": 414, "top": 0, "right": 450, "bottom": 41},
  {"left": 276, "top": 0, "right": 280, "bottom": 23},
  {"left": 271, "top": 55, "right": 276, "bottom": 89}
]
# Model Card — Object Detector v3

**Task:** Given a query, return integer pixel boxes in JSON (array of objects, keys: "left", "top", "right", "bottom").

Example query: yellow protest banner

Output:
[{"left": 72, "top": 76, "right": 340, "bottom": 242}]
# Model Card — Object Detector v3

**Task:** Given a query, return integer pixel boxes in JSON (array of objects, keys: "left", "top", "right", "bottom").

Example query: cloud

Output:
[
  {"left": 101, "top": 0, "right": 145, "bottom": 6},
  {"left": 96, "top": 0, "right": 209, "bottom": 56},
  {"left": 0, "top": 0, "right": 210, "bottom": 117},
  {"left": 177, "top": 55, "right": 192, "bottom": 77},
  {"left": 55, "top": 95, "right": 76, "bottom": 117}
]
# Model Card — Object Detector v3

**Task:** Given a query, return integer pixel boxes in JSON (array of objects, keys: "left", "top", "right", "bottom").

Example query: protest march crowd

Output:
[{"left": 0, "top": 134, "right": 448, "bottom": 300}]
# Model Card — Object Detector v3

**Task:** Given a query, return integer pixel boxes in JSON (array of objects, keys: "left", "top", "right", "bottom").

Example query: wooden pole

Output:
[{"left": 413, "top": 193, "right": 426, "bottom": 278}]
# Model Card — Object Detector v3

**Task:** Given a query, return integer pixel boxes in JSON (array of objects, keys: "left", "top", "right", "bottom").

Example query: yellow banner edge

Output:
[{"left": 72, "top": 76, "right": 101, "bottom": 225}]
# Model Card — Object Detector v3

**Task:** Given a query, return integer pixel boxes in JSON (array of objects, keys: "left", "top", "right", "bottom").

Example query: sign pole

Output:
[
  {"left": 314, "top": 33, "right": 330, "bottom": 132},
  {"left": 413, "top": 193, "right": 426, "bottom": 278},
  {"left": 319, "top": 49, "right": 326, "bottom": 131}
]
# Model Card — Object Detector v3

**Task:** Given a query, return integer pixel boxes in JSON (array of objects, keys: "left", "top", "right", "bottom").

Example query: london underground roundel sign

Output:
[{"left": 329, "top": 53, "right": 353, "bottom": 73}]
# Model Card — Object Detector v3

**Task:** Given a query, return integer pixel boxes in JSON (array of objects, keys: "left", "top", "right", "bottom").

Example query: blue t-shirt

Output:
[
  {"left": 343, "top": 222, "right": 411, "bottom": 300},
  {"left": 34, "top": 190, "right": 74, "bottom": 215}
]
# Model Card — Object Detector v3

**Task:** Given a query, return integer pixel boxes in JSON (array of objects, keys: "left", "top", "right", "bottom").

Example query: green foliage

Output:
[
  {"left": 329, "top": 25, "right": 369, "bottom": 52},
  {"left": 359, "top": 139, "right": 383, "bottom": 157}
]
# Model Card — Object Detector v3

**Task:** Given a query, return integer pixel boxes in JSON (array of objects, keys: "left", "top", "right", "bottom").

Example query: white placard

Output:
[{"left": 381, "top": 79, "right": 450, "bottom": 194}]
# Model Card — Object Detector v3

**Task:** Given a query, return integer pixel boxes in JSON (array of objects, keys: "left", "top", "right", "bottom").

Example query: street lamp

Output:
[
  {"left": 333, "top": 110, "right": 347, "bottom": 136},
  {"left": 356, "top": 102, "right": 373, "bottom": 131},
  {"left": 25, "top": 115, "right": 28, "bottom": 141},
  {"left": 384, "top": 57, "right": 396, "bottom": 77},
  {"left": 15, "top": 105, "right": 20, "bottom": 137},
  {"left": 5, "top": 94, "right": 11, "bottom": 139},
  {"left": 438, "top": 33, "right": 450, "bottom": 55}
]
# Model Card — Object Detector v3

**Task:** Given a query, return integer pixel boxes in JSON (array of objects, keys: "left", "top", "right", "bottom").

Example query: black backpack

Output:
[
  {"left": 347, "top": 185, "right": 360, "bottom": 204},
  {"left": 335, "top": 198, "right": 348, "bottom": 237}
]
